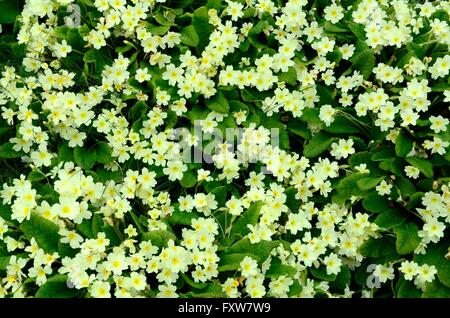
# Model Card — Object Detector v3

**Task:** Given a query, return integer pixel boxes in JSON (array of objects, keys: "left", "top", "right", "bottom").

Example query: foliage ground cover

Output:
[{"left": 0, "top": 0, "right": 449, "bottom": 298}]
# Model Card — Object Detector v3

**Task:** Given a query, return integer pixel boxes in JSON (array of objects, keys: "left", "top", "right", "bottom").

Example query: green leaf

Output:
[
  {"left": 101, "top": 224, "right": 121, "bottom": 246},
  {"left": 95, "top": 143, "right": 113, "bottom": 165},
  {"left": 77, "top": 219, "right": 94, "bottom": 239},
  {"left": 330, "top": 266, "right": 351, "bottom": 291},
  {"left": 95, "top": 168, "right": 123, "bottom": 183},
  {"left": 394, "top": 223, "right": 420, "bottom": 255},
  {"left": 372, "top": 147, "right": 396, "bottom": 161},
  {"left": 188, "top": 284, "right": 227, "bottom": 298},
  {"left": 83, "top": 48, "right": 110, "bottom": 73},
  {"left": 406, "top": 157, "right": 434, "bottom": 178},
  {"left": 187, "top": 106, "right": 209, "bottom": 122},
  {"left": 379, "top": 158, "right": 403, "bottom": 175},
  {"left": 65, "top": 28, "right": 86, "bottom": 50},
  {"left": 210, "top": 186, "right": 227, "bottom": 207},
  {"left": 20, "top": 213, "right": 60, "bottom": 253},
  {"left": 397, "top": 277, "right": 422, "bottom": 298},
  {"left": 129, "top": 211, "right": 144, "bottom": 234},
  {"left": 0, "top": 127, "right": 10, "bottom": 137},
  {"left": 0, "top": 202, "right": 12, "bottom": 222},
  {"left": 92, "top": 214, "right": 104, "bottom": 236},
  {"left": 324, "top": 21, "right": 349, "bottom": 33},
  {"left": 310, "top": 266, "right": 337, "bottom": 282},
  {"left": 327, "top": 50, "right": 343, "bottom": 64},
  {"left": 73, "top": 147, "right": 97, "bottom": 170},
  {"left": 287, "top": 119, "right": 311, "bottom": 139},
  {"left": 356, "top": 176, "right": 384, "bottom": 191},
  {"left": 10, "top": 43, "right": 25, "bottom": 59},
  {"left": 180, "top": 170, "right": 197, "bottom": 188},
  {"left": 288, "top": 280, "right": 303, "bottom": 297},
  {"left": 154, "top": 11, "right": 175, "bottom": 26},
  {"left": 142, "top": 230, "right": 177, "bottom": 248},
  {"left": 35, "top": 184, "right": 58, "bottom": 202},
  {"left": 422, "top": 280, "right": 450, "bottom": 298},
  {"left": 350, "top": 136, "right": 367, "bottom": 151},
  {"left": 249, "top": 20, "right": 266, "bottom": 36},
  {"left": 115, "top": 43, "right": 134, "bottom": 54},
  {"left": 359, "top": 236, "right": 397, "bottom": 258},
  {"left": 229, "top": 100, "right": 248, "bottom": 112},
  {"left": 230, "top": 201, "right": 262, "bottom": 237},
  {"left": 206, "top": 0, "right": 222, "bottom": 10},
  {"left": 180, "top": 25, "right": 199, "bottom": 47},
  {"left": 349, "top": 151, "right": 383, "bottom": 174},
  {"left": 205, "top": 91, "right": 230, "bottom": 114},
  {"left": 394, "top": 176, "right": 416, "bottom": 198},
  {"left": 165, "top": 109, "right": 178, "bottom": 128},
  {"left": 300, "top": 108, "right": 322, "bottom": 126},
  {"left": 374, "top": 209, "right": 407, "bottom": 230},
  {"left": 129, "top": 101, "right": 148, "bottom": 122},
  {"left": 259, "top": 115, "right": 290, "bottom": 150},
  {"left": 168, "top": 210, "right": 200, "bottom": 226},
  {"left": 222, "top": 239, "right": 283, "bottom": 265},
  {"left": 28, "top": 170, "right": 46, "bottom": 182},
  {"left": 354, "top": 263, "right": 371, "bottom": 287},
  {"left": 218, "top": 253, "right": 259, "bottom": 272},
  {"left": 285, "top": 187, "right": 300, "bottom": 213},
  {"left": 36, "top": 275, "right": 83, "bottom": 298},
  {"left": 350, "top": 47, "right": 375, "bottom": 79},
  {"left": 333, "top": 173, "right": 367, "bottom": 205},
  {"left": 204, "top": 181, "right": 222, "bottom": 193},
  {"left": 58, "top": 142, "right": 73, "bottom": 162},
  {"left": 181, "top": 273, "right": 209, "bottom": 290},
  {"left": 303, "top": 132, "right": 335, "bottom": 158},
  {"left": 192, "top": 6, "right": 213, "bottom": 51},
  {"left": 362, "top": 191, "right": 391, "bottom": 213},
  {"left": 416, "top": 179, "right": 434, "bottom": 192},
  {"left": 168, "top": 0, "right": 194, "bottom": 9},
  {"left": 277, "top": 67, "right": 297, "bottom": 85},
  {"left": 0, "top": 0, "right": 20, "bottom": 23},
  {"left": 414, "top": 241, "right": 450, "bottom": 288},
  {"left": 316, "top": 85, "right": 335, "bottom": 106},
  {"left": 0, "top": 142, "right": 24, "bottom": 159},
  {"left": 58, "top": 241, "right": 78, "bottom": 258},
  {"left": 323, "top": 115, "right": 362, "bottom": 134},
  {"left": 271, "top": 124, "right": 290, "bottom": 150},
  {"left": 395, "top": 132, "right": 413, "bottom": 158},
  {"left": 407, "top": 192, "right": 424, "bottom": 210},
  {"left": 248, "top": 20, "right": 267, "bottom": 48},
  {"left": 0, "top": 256, "right": 10, "bottom": 270},
  {"left": 266, "top": 259, "right": 297, "bottom": 278},
  {"left": 0, "top": 253, "right": 27, "bottom": 270},
  {"left": 431, "top": 83, "right": 450, "bottom": 92}
]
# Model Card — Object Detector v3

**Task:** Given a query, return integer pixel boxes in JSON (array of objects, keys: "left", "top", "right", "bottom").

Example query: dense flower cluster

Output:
[{"left": 0, "top": 0, "right": 449, "bottom": 298}]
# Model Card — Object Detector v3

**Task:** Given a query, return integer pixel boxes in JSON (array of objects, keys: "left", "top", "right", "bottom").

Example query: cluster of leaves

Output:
[{"left": 0, "top": 0, "right": 449, "bottom": 298}]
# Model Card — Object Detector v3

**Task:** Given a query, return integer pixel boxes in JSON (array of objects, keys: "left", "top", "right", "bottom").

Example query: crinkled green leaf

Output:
[
  {"left": 230, "top": 201, "right": 263, "bottom": 237},
  {"left": 180, "top": 25, "right": 199, "bottom": 47},
  {"left": 36, "top": 275, "right": 83, "bottom": 298},
  {"left": 374, "top": 209, "right": 407, "bottom": 230},
  {"left": 406, "top": 157, "right": 434, "bottom": 178},
  {"left": 20, "top": 213, "right": 60, "bottom": 253},
  {"left": 73, "top": 146, "right": 97, "bottom": 170},
  {"left": 357, "top": 176, "right": 384, "bottom": 191},
  {"left": 394, "top": 223, "right": 420, "bottom": 255},
  {"left": 142, "top": 230, "right": 177, "bottom": 248},
  {"left": 363, "top": 191, "right": 391, "bottom": 213},
  {"left": 0, "top": 0, "right": 20, "bottom": 23},
  {"left": 395, "top": 132, "right": 413, "bottom": 158},
  {"left": 303, "top": 132, "right": 335, "bottom": 158},
  {"left": 0, "top": 142, "right": 24, "bottom": 159},
  {"left": 205, "top": 91, "right": 230, "bottom": 114}
]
